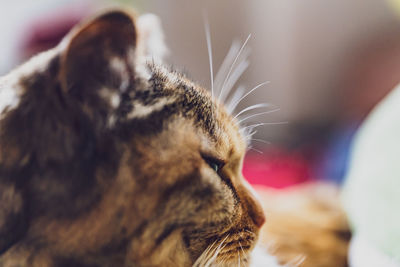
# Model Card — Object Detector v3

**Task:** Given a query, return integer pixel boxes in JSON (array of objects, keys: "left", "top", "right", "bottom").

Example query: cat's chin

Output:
[
  {"left": 249, "top": 245, "right": 283, "bottom": 267},
  {"left": 213, "top": 244, "right": 283, "bottom": 267},
  {"left": 193, "top": 228, "right": 260, "bottom": 267}
]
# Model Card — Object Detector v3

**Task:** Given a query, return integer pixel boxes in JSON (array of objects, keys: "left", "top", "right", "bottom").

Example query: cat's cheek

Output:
[{"left": 193, "top": 168, "right": 236, "bottom": 222}]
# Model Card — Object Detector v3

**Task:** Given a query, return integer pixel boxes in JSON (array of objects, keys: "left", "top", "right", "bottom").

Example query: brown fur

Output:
[
  {"left": 0, "top": 9, "right": 265, "bottom": 267},
  {"left": 257, "top": 183, "right": 350, "bottom": 267}
]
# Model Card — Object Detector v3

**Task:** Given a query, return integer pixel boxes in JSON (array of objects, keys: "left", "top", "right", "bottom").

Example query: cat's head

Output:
[{"left": 0, "top": 10, "right": 265, "bottom": 267}]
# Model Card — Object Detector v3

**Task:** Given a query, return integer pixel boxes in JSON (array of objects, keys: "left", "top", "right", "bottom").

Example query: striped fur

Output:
[{"left": 0, "top": 9, "right": 265, "bottom": 267}]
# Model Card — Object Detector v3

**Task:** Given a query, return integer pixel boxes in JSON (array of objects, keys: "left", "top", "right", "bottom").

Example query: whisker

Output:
[
  {"left": 248, "top": 147, "right": 264, "bottom": 154},
  {"left": 237, "top": 108, "right": 280, "bottom": 124},
  {"left": 219, "top": 59, "right": 250, "bottom": 103},
  {"left": 193, "top": 239, "right": 219, "bottom": 267},
  {"left": 234, "top": 103, "right": 270, "bottom": 119},
  {"left": 226, "top": 85, "right": 246, "bottom": 113},
  {"left": 203, "top": 12, "right": 214, "bottom": 99},
  {"left": 246, "top": 130, "right": 258, "bottom": 141},
  {"left": 205, "top": 235, "right": 230, "bottom": 266},
  {"left": 244, "top": 229, "right": 255, "bottom": 235},
  {"left": 241, "top": 121, "right": 288, "bottom": 131},
  {"left": 240, "top": 127, "right": 258, "bottom": 146},
  {"left": 229, "top": 81, "right": 270, "bottom": 112},
  {"left": 239, "top": 241, "right": 245, "bottom": 255},
  {"left": 250, "top": 138, "right": 271, "bottom": 145},
  {"left": 214, "top": 41, "right": 241, "bottom": 96},
  {"left": 204, "top": 240, "right": 218, "bottom": 257},
  {"left": 218, "top": 34, "right": 251, "bottom": 101},
  {"left": 288, "top": 254, "right": 306, "bottom": 267},
  {"left": 238, "top": 241, "right": 251, "bottom": 263}
]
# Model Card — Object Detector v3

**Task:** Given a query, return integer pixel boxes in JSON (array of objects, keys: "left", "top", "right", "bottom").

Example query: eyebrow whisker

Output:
[
  {"left": 237, "top": 108, "right": 280, "bottom": 124},
  {"left": 203, "top": 11, "right": 214, "bottom": 100},
  {"left": 229, "top": 81, "right": 270, "bottom": 112},
  {"left": 218, "top": 34, "right": 251, "bottom": 102},
  {"left": 234, "top": 103, "right": 270, "bottom": 119}
]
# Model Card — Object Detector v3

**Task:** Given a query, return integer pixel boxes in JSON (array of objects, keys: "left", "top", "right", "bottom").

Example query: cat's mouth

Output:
[
  {"left": 193, "top": 228, "right": 257, "bottom": 266},
  {"left": 218, "top": 239, "right": 252, "bottom": 256}
]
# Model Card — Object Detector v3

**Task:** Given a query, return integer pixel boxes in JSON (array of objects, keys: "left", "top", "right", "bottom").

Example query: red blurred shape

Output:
[{"left": 243, "top": 148, "right": 312, "bottom": 189}]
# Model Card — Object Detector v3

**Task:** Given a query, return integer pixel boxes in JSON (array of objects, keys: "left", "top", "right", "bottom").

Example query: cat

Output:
[{"left": 0, "top": 8, "right": 270, "bottom": 267}]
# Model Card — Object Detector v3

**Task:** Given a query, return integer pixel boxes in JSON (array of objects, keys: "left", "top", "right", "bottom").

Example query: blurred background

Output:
[{"left": 1, "top": 0, "right": 400, "bottom": 188}]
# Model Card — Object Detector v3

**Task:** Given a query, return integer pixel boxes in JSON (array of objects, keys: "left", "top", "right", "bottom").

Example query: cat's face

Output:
[{"left": 0, "top": 10, "right": 265, "bottom": 267}]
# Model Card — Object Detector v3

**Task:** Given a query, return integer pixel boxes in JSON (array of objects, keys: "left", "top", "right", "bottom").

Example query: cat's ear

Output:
[
  {"left": 137, "top": 14, "right": 168, "bottom": 63},
  {"left": 59, "top": 10, "right": 139, "bottom": 123}
]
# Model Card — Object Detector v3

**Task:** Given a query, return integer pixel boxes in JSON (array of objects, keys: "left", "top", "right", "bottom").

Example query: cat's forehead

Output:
[{"left": 145, "top": 64, "right": 247, "bottom": 156}]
